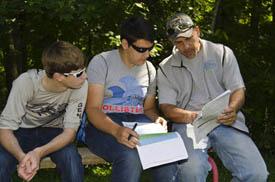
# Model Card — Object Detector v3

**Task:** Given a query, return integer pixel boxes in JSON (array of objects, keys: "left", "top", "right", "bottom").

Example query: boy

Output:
[
  {"left": 0, "top": 41, "right": 88, "bottom": 182},
  {"left": 85, "top": 17, "right": 176, "bottom": 182}
]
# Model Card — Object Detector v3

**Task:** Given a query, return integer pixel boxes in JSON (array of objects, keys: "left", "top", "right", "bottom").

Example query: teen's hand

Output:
[
  {"left": 17, "top": 157, "right": 35, "bottom": 181},
  {"left": 155, "top": 116, "right": 168, "bottom": 131},
  {"left": 18, "top": 150, "right": 40, "bottom": 181},
  {"left": 114, "top": 126, "right": 139, "bottom": 149}
]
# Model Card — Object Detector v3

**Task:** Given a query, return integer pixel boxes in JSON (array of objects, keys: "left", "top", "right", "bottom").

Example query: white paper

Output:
[
  {"left": 122, "top": 122, "right": 167, "bottom": 135},
  {"left": 136, "top": 132, "right": 188, "bottom": 170},
  {"left": 186, "top": 124, "right": 209, "bottom": 149},
  {"left": 192, "top": 90, "right": 231, "bottom": 142}
]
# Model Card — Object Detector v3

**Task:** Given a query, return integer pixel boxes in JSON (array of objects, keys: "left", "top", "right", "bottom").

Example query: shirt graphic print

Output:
[{"left": 102, "top": 76, "right": 146, "bottom": 114}]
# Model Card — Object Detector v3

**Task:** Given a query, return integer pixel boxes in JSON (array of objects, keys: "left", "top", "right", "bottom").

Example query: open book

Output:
[
  {"left": 123, "top": 122, "right": 188, "bottom": 169},
  {"left": 122, "top": 122, "right": 167, "bottom": 135},
  {"left": 192, "top": 90, "right": 231, "bottom": 142}
]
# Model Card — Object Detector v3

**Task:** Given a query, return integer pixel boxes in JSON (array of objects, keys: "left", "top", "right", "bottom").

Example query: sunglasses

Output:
[
  {"left": 63, "top": 68, "right": 86, "bottom": 78},
  {"left": 130, "top": 44, "right": 154, "bottom": 53},
  {"left": 167, "top": 25, "right": 194, "bottom": 37}
]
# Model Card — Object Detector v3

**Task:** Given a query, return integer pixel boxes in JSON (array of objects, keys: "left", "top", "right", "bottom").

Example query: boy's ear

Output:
[
  {"left": 121, "top": 39, "right": 130, "bottom": 50},
  {"left": 52, "top": 72, "right": 65, "bottom": 81}
]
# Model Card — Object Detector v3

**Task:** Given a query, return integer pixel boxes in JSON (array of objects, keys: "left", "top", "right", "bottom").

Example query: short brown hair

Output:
[{"left": 42, "top": 41, "right": 85, "bottom": 78}]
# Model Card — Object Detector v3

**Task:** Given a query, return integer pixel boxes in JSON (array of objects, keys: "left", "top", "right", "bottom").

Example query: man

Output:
[
  {"left": 0, "top": 41, "right": 88, "bottom": 182},
  {"left": 85, "top": 17, "right": 176, "bottom": 182},
  {"left": 157, "top": 13, "right": 268, "bottom": 181}
]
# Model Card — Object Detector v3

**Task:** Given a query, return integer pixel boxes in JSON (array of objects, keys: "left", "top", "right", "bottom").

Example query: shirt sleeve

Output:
[
  {"left": 146, "top": 61, "right": 157, "bottom": 96},
  {"left": 157, "top": 67, "right": 177, "bottom": 105},
  {"left": 0, "top": 73, "right": 34, "bottom": 130},
  {"left": 87, "top": 54, "right": 108, "bottom": 85},
  {"left": 222, "top": 46, "right": 245, "bottom": 91},
  {"left": 63, "top": 80, "right": 88, "bottom": 130}
]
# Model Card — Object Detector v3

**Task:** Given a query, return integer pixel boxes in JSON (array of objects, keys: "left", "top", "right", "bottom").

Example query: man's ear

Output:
[
  {"left": 52, "top": 73, "right": 64, "bottom": 82},
  {"left": 121, "top": 39, "right": 130, "bottom": 50},
  {"left": 194, "top": 26, "right": 201, "bottom": 37}
]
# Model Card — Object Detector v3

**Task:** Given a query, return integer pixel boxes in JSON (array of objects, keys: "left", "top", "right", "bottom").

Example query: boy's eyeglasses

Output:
[
  {"left": 63, "top": 68, "right": 86, "bottom": 78},
  {"left": 131, "top": 44, "right": 154, "bottom": 53}
]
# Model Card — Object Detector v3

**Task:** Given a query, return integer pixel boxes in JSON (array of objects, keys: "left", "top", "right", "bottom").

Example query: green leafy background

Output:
[{"left": 0, "top": 0, "right": 274, "bottom": 153}]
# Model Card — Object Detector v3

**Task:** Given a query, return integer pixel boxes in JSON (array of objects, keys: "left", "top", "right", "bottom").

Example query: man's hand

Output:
[
  {"left": 184, "top": 110, "right": 198, "bottom": 123},
  {"left": 217, "top": 106, "right": 237, "bottom": 125},
  {"left": 155, "top": 116, "right": 168, "bottom": 131},
  {"left": 114, "top": 126, "right": 139, "bottom": 149},
  {"left": 17, "top": 149, "right": 41, "bottom": 181}
]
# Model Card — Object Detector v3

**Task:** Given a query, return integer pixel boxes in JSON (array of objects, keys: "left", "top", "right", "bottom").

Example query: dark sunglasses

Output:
[
  {"left": 131, "top": 44, "right": 154, "bottom": 53},
  {"left": 63, "top": 68, "right": 86, "bottom": 78}
]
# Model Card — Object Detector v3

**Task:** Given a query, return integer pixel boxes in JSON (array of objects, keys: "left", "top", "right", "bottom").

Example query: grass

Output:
[{"left": 12, "top": 153, "right": 274, "bottom": 182}]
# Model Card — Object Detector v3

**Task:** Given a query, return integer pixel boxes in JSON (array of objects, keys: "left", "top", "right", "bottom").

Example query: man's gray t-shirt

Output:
[
  {"left": 181, "top": 50, "right": 211, "bottom": 111},
  {"left": 87, "top": 49, "right": 156, "bottom": 114},
  {"left": 157, "top": 39, "right": 247, "bottom": 147},
  {"left": 0, "top": 70, "right": 88, "bottom": 131},
  {"left": 158, "top": 39, "right": 245, "bottom": 108}
]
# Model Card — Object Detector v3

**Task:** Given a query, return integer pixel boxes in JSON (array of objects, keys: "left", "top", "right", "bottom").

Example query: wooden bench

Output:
[
  {"left": 40, "top": 147, "right": 107, "bottom": 169},
  {"left": 40, "top": 148, "right": 219, "bottom": 182}
]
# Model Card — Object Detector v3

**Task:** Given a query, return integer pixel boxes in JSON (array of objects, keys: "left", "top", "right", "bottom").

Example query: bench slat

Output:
[{"left": 40, "top": 147, "right": 106, "bottom": 169}]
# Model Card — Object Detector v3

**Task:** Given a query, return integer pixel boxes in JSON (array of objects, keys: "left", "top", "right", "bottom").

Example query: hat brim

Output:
[{"left": 176, "top": 28, "right": 193, "bottom": 38}]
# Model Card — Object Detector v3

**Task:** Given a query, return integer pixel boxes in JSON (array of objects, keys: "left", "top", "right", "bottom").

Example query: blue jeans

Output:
[
  {"left": 173, "top": 124, "right": 269, "bottom": 182},
  {"left": 85, "top": 113, "right": 178, "bottom": 182},
  {"left": 0, "top": 127, "right": 83, "bottom": 182}
]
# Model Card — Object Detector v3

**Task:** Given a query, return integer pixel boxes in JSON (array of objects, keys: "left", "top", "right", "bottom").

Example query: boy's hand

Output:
[
  {"left": 155, "top": 116, "right": 168, "bottom": 131},
  {"left": 17, "top": 161, "right": 37, "bottom": 182},
  {"left": 18, "top": 150, "right": 41, "bottom": 181},
  {"left": 114, "top": 126, "right": 139, "bottom": 149}
]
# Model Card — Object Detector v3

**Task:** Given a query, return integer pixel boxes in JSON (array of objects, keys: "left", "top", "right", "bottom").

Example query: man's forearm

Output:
[
  {"left": 160, "top": 104, "right": 197, "bottom": 123},
  {"left": 229, "top": 88, "right": 245, "bottom": 112},
  {"left": 0, "top": 129, "right": 25, "bottom": 161},
  {"left": 34, "top": 128, "right": 76, "bottom": 158}
]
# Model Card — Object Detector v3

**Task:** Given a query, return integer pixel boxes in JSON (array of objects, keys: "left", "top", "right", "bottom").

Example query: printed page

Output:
[
  {"left": 192, "top": 90, "right": 231, "bottom": 142},
  {"left": 202, "top": 90, "right": 231, "bottom": 121},
  {"left": 136, "top": 132, "right": 188, "bottom": 169},
  {"left": 122, "top": 122, "right": 167, "bottom": 135}
]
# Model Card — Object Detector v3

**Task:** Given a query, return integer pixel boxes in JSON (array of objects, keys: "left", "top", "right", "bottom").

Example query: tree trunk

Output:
[
  {"left": 4, "top": 35, "right": 19, "bottom": 92},
  {"left": 212, "top": 0, "right": 223, "bottom": 32},
  {"left": 250, "top": 0, "right": 260, "bottom": 41},
  {"left": 4, "top": 24, "right": 27, "bottom": 92}
]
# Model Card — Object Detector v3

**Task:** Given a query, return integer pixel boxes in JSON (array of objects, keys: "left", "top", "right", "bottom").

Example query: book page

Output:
[
  {"left": 192, "top": 90, "right": 231, "bottom": 142},
  {"left": 122, "top": 122, "right": 167, "bottom": 135},
  {"left": 202, "top": 90, "right": 231, "bottom": 121},
  {"left": 136, "top": 132, "right": 188, "bottom": 169}
]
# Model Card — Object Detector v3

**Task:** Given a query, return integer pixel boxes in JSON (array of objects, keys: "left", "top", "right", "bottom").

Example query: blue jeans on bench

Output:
[
  {"left": 85, "top": 113, "right": 178, "bottom": 182},
  {"left": 0, "top": 127, "right": 83, "bottom": 182},
  {"left": 173, "top": 124, "right": 268, "bottom": 182}
]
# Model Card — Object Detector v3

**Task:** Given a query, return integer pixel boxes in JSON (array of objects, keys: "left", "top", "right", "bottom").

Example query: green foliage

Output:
[
  {"left": 150, "top": 42, "right": 164, "bottom": 58},
  {"left": 90, "top": 164, "right": 112, "bottom": 177},
  {"left": 0, "top": 0, "right": 274, "bottom": 151}
]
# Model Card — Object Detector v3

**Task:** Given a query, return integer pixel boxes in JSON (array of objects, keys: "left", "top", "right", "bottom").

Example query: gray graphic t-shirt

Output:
[
  {"left": 0, "top": 70, "right": 88, "bottom": 130},
  {"left": 87, "top": 49, "right": 156, "bottom": 114}
]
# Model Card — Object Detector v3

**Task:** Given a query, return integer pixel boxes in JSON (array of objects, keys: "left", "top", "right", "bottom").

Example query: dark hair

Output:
[
  {"left": 42, "top": 41, "right": 85, "bottom": 78},
  {"left": 120, "top": 16, "right": 154, "bottom": 44}
]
